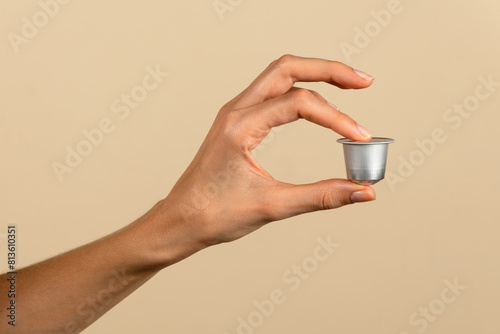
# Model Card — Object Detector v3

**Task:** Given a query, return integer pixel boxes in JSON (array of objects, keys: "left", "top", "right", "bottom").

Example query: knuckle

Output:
[
  {"left": 265, "top": 55, "right": 297, "bottom": 94},
  {"left": 313, "top": 187, "right": 350, "bottom": 210},
  {"left": 218, "top": 110, "right": 243, "bottom": 142},
  {"left": 219, "top": 100, "right": 233, "bottom": 113},
  {"left": 267, "top": 54, "right": 296, "bottom": 76},
  {"left": 309, "top": 90, "right": 325, "bottom": 101},
  {"left": 274, "top": 54, "right": 295, "bottom": 67},
  {"left": 289, "top": 88, "right": 315, "bottom": 106}
]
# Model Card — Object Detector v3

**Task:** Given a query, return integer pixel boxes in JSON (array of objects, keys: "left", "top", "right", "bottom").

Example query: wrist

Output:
[{"left": 129, "top": 199, "right": 209, "bottom": 270}]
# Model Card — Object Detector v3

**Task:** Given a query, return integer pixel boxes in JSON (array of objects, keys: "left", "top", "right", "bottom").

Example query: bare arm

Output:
[
  {"left": 0, "top": 55, "right": 376, "bottom": 333},
  {"left": 0, "top": 201, "right": 206, "bottom": 333}
]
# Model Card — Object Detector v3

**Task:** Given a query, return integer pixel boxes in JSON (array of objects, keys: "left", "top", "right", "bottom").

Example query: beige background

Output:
[{"left": 1, "top": 0, "right": 500, "bottom": 333}]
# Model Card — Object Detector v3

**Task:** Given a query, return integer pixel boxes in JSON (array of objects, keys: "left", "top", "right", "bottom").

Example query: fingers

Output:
[
  {"left": 261, "top": 179, "right": 376, "bottom": 221},
  {"left": 240, "top": 88, "right": 371, "bottom": 150},
  {"left": 233, "top": 55, "right": 374, "bottom": 109}
]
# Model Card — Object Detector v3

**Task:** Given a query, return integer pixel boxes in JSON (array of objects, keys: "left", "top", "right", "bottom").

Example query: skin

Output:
[{"left": 0, "top": 55, "right": 376, "bottom": 333}]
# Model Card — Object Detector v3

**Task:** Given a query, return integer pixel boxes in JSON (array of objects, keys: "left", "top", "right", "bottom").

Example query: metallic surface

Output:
[{"left": 337, "top": 137, "right": 395, "bottom": 185}]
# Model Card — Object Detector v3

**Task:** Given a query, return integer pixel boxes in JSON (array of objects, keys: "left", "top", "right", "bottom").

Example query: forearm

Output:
[{"left": 0, "top": 200, "right": 205, "bottom": 333}]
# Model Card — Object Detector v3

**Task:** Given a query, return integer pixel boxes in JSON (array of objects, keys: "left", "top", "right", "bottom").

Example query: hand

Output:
[
  {"left": 0, "top": 55, "right": 378, "bottom": 334},
  {"left": 160, "top": 55, "right": 376, "bottom": 248}
]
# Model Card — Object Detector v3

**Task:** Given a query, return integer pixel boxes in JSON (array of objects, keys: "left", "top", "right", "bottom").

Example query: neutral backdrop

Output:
[{"left": 1, "top": 0, "right": 499, "bottom": 333}]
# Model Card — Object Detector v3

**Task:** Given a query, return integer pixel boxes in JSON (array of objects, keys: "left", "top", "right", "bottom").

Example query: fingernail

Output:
[
  {"left": 356, "top": 123, "right": 372, "bottom": 139},
  {"left": 350, "top": 189, "right": 376, "bottom": 203},
  {"left": 353, "top": 69, "right": 374, "bottom": 81},
  {"left": 327, "top": 101, "right": 340, "bottom": 111}
]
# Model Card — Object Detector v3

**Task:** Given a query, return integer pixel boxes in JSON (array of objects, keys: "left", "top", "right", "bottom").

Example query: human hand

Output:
[
  {"left": 0, "top": 55, "right": 378, "bottom": 334},
  {"left": 160, "top": 55, "right": 376, "bottom": 250}
]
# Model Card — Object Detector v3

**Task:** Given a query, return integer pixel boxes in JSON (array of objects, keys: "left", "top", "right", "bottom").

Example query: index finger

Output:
[{"left": 232, "top": 55, "right": 374, "bottom": 109}]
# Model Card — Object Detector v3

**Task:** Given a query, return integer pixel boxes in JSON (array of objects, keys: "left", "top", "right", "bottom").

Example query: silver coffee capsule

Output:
[{"left": 337, "top": 137, "right": 395, "bottom": 185}]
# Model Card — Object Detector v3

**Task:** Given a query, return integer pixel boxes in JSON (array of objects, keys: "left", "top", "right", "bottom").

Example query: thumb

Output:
[{"left": 265, "top": 179, "right": 376, "bottom": 221}]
